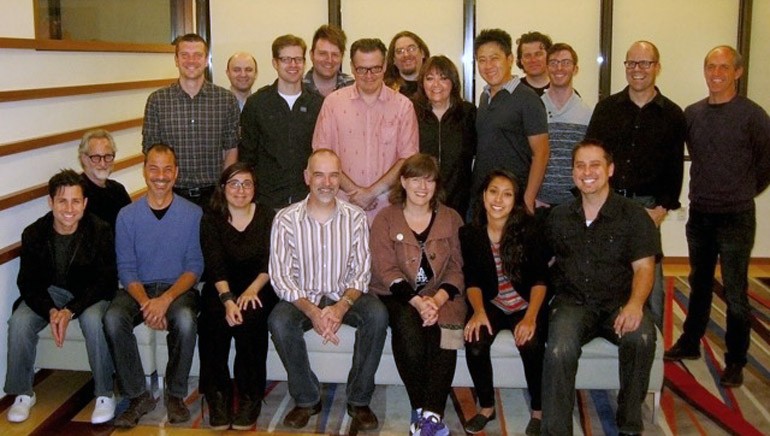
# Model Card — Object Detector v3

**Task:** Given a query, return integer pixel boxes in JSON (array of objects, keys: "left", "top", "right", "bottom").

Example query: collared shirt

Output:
[
  {"left": 142, "top": 81, "right": 240, "bottom": 188},
  {"left": 540, "top": 90, "right": 593, "bottom": 205},
  {"left": 312, "top": 84, "right": 418, "bottom": 222},
  {"left": 546, "top": 193, "right": 660, "bottom": 311},
  {"left": 585, "top": 86, "right": 685, "bottom": 209},
  {"left": 240, "top": 81, "right": 323, "bottom": 209},
  {"left": 474, "top": 76, "right": 548, "bottom": 196},
  {"left": 303, "top": 68, "right": 355, "bottom": 97},
  {"left": 269, "top": 197, "right": 371, "bottom": 304}
]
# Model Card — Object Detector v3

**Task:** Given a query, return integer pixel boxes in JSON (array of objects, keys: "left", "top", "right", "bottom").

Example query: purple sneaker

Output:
[{"left": 414, "top": 415, "right": 449, "bottom": 436}]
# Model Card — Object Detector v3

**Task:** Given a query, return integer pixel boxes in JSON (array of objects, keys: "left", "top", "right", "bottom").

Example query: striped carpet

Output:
[{"left": 2, "top": 276, "right": 769, "bottom": 435}]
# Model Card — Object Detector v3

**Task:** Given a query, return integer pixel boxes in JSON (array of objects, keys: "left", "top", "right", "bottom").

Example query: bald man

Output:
[{"left": 226, "top": 52, "right": 258, "bottom": 111}]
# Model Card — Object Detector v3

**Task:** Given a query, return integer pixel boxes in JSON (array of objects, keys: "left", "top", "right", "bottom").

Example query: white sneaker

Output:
[
  {"left": 7, "top": 393, "right": 36, "bottom": 423},
  {"left": 91, "top": 395, "right": 117, "bottom": 424}
]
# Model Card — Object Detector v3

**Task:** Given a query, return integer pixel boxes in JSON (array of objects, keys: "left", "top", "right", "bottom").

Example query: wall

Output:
[{"left": 0, "top": 0, "right": 177, "bottom": 394}]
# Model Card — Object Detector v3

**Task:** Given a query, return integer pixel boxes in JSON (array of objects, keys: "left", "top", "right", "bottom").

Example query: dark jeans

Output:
[
  {"left": 465, "top": 300, "right": 545, "bottom": 411},
  {"left": 103, "top": 284, "right": 198, "bottom": 399},
  {"left": 542, "top": 300, "right": 656, "bottom": 435},
  {"left": 680, "top": 207, "right": 755, "bottom": 366},
  {"left": 630, "top": 195, "right": 664, "bottom": 329},
  {"left": 267, "top": 294, "right": 388, "bottom": 407},
  {"left": 381, "top": 296, "right": 456, "bottom": 416},
  {"left": 198, "top": 287, "right": 278, "bottom": 400}
]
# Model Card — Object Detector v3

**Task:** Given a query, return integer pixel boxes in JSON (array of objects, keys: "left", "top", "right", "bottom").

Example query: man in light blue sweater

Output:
[{"left": 104, "top": 144, "right": 204, "bottom": 428}]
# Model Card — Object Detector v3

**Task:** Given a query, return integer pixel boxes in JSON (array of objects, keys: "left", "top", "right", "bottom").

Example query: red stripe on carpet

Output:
[
  {"left": 664, "top": 362, "right": 763, "bottom": 436},
  {"left": 450, "top": 387, "right": 481, "bottom": 433},
  {"left": 494, "top": 389, "right": 509, "bottom": 436},
  {"left": 661, "top": 388, "right": 677, "bottom": 434},
  {"left": 748, "top": 289, "right": 770, "bottom": 310}
]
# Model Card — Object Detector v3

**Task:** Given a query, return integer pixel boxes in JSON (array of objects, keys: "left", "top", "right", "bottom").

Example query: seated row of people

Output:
[{"left": 6, "top": 140, "right": 659, "bottom": 436}]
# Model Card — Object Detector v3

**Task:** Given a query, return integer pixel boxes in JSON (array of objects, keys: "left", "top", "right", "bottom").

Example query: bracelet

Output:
[
  {"left": 219, "top": 292, "right": 235, "bottom": 305},
  {"left": 341, "top": 295, "right": 355, "bottom": 307}
]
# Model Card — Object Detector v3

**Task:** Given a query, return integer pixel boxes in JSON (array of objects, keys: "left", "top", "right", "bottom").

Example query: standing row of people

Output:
[{"left": 4, "top": 21, "right": 768, "bottom": 436}]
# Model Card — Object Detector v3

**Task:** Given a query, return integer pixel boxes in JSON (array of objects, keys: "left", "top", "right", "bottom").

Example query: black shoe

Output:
[
  {"left": 664, "top": 341, "right": 701, "bottom": 361},
  {"left": 114, "top": 392, "right": 157, "bottom": 428},
  {"left": 207, "top": 392, "right": 231, "bottom": 430},
  {"left": 525, "top": 416, "right": 542, "bottom": 435},
  {"left": 346, "top": 404, "right": 379, "bottom": 430},
  {"left": 283, "top": 401, "right": 321, "bottom": 428},
  {"left": 166, "top": 395, "right": 191, "bottom": 423},
  {"left": 720, "top": 363, "right": 744, "bottom": 387},
  {"left": 464, "top": 411, "right": 496, "bottom": 434},
  {"left": 232, "top": 394, "right": 261, "bottom": 430}
]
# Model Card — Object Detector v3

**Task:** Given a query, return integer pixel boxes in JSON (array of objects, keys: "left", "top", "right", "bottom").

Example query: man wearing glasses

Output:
[
  {"left": 585, "top": 40, "right": 685, "bottom": 329},
  {"left": 78, "top": 129, "right": 131, "bottom": 229},
  {"left": 312, "top": 38, "right": 418, "bottom": 223},
  {"left": 240, "top": 34, "right": 323, "bottom": 210},
  {"left": 384, "top": 31, "right": 430, "bottom": 98},
  {"left": 539, "top": 43, "right": 593, "bottom": 207}
]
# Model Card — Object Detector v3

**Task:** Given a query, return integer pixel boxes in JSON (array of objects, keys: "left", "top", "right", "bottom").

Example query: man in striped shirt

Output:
[{"left": 268, "top": 149, "right": 388, "bottom": 431}]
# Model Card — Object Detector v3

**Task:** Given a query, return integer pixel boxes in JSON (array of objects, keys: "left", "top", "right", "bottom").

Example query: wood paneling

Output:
[
  {"left": 0, "top": 37, "right": 174, "bottom": 53},
  {"left": 0, "top": 153, "right": 144, "bottom": 212},
  {"left": 0, "top": 79, "right": 175, "bottom": 103},
  {"left": 0, "top": 119, "right": 143, "bottom": 158}
]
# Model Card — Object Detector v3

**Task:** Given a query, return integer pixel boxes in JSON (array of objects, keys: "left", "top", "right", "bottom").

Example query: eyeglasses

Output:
[
  {"left": 225, "top": 180, "right": 255, "bottom": 190},
  {"left": 623, "top": 60, "right": 657, "bottom": 70},
  {"left": 547, "top": 59, "right": 575, "bottom": 68},
  {"left": 354, "top": 65, "right": 384, "bottom": 75},
  {"left": 395, "top": 45, "right": 419, "bottom": 56},
  {"left": 85, "top": 154, "right": 115, "bottom": 164},
  {"left": 277, "top": 56, "right": 305, "bottom": 65}
]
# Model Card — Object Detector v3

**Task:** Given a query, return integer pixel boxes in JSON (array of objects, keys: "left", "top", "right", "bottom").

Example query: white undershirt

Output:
[{"left": 278, "top": 91, "right": 301, "bottom": 110}]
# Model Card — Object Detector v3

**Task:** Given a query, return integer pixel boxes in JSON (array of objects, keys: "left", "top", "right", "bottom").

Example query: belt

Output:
[{"left": 173, "top": 185, "right": 215, "bottom": 198}]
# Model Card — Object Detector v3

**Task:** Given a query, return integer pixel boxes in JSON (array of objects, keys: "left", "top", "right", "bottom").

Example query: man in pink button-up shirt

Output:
[{"left": 312, "top": 38, "right": 418, "bottom": 223}]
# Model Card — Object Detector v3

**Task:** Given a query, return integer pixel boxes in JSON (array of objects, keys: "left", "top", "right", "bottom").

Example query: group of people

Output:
[{"left": 4, "top": 22, "right": 769, "bottom": 436}]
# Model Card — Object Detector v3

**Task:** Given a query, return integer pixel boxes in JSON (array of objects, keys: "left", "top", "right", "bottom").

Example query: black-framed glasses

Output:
[
  {"left": 277, "top": 56, "right": 305, "bottom": 65},
  {"left": 354, "top": 65, "right": 384, "bottom": 75},
  {"left": 623, "top": 60, "right": 657, "bottom": 70},
  {"left": 547, "top": 59, "right": 575, "bottom": 68},
  {"left": 86, "top": 154, "right": 115, "bottom": 164},
  {"left": 225, "top": 180, "right": 255, "bottom": 190}
]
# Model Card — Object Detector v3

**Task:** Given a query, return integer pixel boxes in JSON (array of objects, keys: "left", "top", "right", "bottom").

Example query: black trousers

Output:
[
  {"left": 197, "top": 287, "right": 277, "bottom": 399},
  {"left": 381, "top": 296, "right": 457, "bottom": 416},
  {"left": 464, "top": 300, "right": 545, "bottom": 411}
]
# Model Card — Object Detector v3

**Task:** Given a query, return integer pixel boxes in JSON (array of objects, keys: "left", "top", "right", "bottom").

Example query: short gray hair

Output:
[{"left": 78, "top": 129, "right": 117, "bottom": 156}]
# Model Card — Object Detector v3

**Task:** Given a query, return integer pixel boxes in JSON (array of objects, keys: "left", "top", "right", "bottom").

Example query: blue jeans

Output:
[
  {"left": 680, "top": 207, "right": 755, "bottom": 366},
  {"left": 103, "top": 284, "right": 198, "bottom": 399},
  {"left": 542, "top": 300, "right": 656, "bottom": 435},
  {"left": 268, "top": 294, "right": 388, "bottom": 407},
  {"left": 4, "top": 286, "right": 114, "bottom": 397}
]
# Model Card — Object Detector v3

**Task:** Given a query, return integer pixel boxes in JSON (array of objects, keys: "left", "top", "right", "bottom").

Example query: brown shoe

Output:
[
  {"left": 166, "top": 395, "right": 191, "bottom": 423},
  {"left": 283, "top": 401, "right": 321, "bottom": 428},
  {"left": 114, "top": 391, "right": 157, "bottom": 428},
  {"left": 347, "top": 404, "right": 378, "bottom": 430}
]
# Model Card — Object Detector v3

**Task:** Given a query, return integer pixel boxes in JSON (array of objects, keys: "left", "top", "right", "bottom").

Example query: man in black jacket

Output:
[{"left": 4, "top": 170, "right": 118, "bottom": 425}]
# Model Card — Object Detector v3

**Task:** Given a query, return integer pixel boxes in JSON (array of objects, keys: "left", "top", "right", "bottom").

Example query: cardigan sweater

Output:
[{"left": 370, "top": 204, "right": 466, "bottom": 348}]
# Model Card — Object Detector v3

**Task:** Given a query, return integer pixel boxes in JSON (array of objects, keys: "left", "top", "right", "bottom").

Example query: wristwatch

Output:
[
  {"left": 219, "top": 292, "right": 235, "bottom": 305},
  {"left": 341, "top": 295, "right": 355, "bottom": 307}
]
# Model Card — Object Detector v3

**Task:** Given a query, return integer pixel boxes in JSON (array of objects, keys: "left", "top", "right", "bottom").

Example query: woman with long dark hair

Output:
[
  {"left": 413, "top": 55, "right": 476, "bottom": 219},
  {"left": 199, "top": 162, "right": 277, "bottom": 430},
  {"left": 370, "top": 153, "right": 466, "bottom": 436},
  {"left": 460, "top": 170, "right": 548, "bottom": 435}
]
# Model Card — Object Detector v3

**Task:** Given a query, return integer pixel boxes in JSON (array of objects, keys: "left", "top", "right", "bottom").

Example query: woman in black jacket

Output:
[
  {"left": 413, "top": 55, "right": 476, "bottom": 220},
  {"left": 460, "top": 170, "right": 548, "bottom": 435}
]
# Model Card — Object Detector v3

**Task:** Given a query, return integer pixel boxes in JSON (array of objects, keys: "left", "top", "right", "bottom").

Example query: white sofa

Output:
[{"left": 42, "top": 322, "right": 663, "bottom": 421}]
